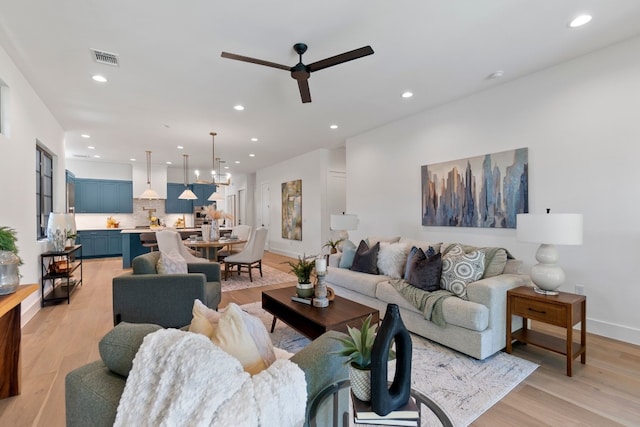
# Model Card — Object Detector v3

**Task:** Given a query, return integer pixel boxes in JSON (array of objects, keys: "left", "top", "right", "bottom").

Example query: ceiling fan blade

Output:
[
  {"left": 297, "top": 79, "right": 311, "bottom": 103},
  {"left": 221, "top": 52, "right": 291, "bottom": 71},
  {"left": 307, "top": 46, "right": 374, "bottom": 72}
]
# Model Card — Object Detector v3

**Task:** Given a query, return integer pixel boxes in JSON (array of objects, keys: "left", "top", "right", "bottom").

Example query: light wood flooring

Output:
[{"left": 0, "top": 253, "right": 638, "bottom": 426}]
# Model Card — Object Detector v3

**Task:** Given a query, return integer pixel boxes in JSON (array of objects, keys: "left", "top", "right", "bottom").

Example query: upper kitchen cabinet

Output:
[
  {"left": 76, "top": 179, "right": 133, "bottom": 213},
  {"left": 192, "top": 183, "right": 217, "bottom": 204},
  {"left": 165, "top": 183, "right": 194, "bottom": 213}
]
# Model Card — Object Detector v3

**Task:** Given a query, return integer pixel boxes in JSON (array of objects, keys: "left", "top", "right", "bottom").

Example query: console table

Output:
[
  {"left": 0, "top": 284, "right": 38, "bottom": 398},
  {"left": 40, "top": 245, "right": 83, "bottom": 306},
  {"left": 506, "top": 285, "right": 586, "bottom": 376}
]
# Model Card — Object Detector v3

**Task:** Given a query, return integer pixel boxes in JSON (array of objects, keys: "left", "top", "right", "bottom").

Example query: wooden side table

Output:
[
  {"left": 506, "top": 285, "right": 586, "bottom": 377},
  {"left": 0, "top": 284, "right": 38, "bottom": 398}
]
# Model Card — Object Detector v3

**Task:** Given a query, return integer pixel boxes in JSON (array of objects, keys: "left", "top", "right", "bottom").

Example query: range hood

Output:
[{"left": 132, "top": 163, "right": 168, "bottom": 199}]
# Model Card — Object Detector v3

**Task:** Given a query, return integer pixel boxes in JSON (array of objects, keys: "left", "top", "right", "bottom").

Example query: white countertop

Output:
[{"left": 119, "top": 227, "right": 203, "bottom": 234}]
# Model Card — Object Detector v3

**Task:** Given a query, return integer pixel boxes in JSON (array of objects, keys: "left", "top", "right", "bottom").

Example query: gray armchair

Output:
[
  {"left": 112, "top": 252, "right": 221, "bottom": 328},
  {"left": 65, "top": 322, "right": 348, "bottom": 427}
]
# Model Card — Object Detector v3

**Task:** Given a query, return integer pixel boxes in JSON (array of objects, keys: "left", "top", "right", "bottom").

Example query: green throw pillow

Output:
[{"left": 99, "top": 322, "right": 162, "bottom": 377}]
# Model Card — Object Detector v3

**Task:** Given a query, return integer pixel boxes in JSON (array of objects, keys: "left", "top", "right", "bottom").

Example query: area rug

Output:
[
  {"left": 240, "top": 302, "right": 538, "bottom": 426},
  {"left": 222, "top": 264, "right": 295, "bottom": 291}
]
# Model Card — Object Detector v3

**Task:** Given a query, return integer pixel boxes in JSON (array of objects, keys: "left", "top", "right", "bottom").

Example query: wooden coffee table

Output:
[{"left": 261, "top": 285, "right": 380, "bottom": 340}]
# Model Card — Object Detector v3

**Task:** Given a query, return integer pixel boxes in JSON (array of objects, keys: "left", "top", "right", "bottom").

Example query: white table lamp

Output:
[
  {"left": 517, "top": 210, "right": 583, "bottom": 295},
  {"left": 330, "top": 213, "right": 359, "bottom": 249}
]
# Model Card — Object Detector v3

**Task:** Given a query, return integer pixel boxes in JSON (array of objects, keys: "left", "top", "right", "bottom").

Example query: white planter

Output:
[{"left": 349, "top": 364, "right": 371, "bottom": 402}]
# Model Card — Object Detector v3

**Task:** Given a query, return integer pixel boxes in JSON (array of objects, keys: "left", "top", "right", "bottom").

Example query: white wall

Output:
[
  {"left": 66, "top": 159, "right": 132, "bottom": 180},
  {"left": 0, "top": 43, "right": 66, "bottom": 323},
  {"left": 256, "top": 148, "right": 344, "bottom": 258},
  {"left": 347, "top": 35, "right": 640, "bottom": 345}
]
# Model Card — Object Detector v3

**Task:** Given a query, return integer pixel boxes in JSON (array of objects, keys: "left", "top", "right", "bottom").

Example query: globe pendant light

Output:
[
  {"left": 178, "top": 154, "right": 198, "bottom": 200},
  {"left": 139, "top": 150, "right": 160, "bottom": 199}
]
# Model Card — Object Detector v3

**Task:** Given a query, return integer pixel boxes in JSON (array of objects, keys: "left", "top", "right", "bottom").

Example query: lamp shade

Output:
[
  {"left": 139, "top": 187, "right": 160, "bottom": 199},
  {"left": 516, "top": 213, "right": 583, "bottom": 245},
  {"left": 178, "top": 188, "right": 198, "bottom": 200},
  {"left": 330, "top": 214, "right": 359, "bottom": 231}
]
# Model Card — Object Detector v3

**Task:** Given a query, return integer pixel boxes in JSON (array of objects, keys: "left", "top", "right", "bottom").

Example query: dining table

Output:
[{"left": 184, "top": 238, "right": 247, "bottom": 261}]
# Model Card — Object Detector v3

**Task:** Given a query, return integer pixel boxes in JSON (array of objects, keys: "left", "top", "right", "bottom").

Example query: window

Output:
[{"left": 36, "top": 145, "right": 53, "bottom": 239}]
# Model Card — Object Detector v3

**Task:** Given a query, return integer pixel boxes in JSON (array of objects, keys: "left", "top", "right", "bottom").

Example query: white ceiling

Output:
[{"left": 1, "top": 1, "right": 640, "bottom": 177}]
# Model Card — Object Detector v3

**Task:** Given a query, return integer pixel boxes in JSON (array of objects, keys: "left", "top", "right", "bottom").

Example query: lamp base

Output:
[{"left": 533, "top": 286, "right": 559, "bottom": 296}]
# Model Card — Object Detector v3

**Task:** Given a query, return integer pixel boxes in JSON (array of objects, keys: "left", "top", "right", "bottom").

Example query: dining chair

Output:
[
  {"left": 217, "top": 224, "right": 252, "bottom": 261},
  {"left": 155, "top": 230, "right": 208, "bottom": 263},
  {"left": 223, "top": 227, "right": 268, "bottom": 281}
]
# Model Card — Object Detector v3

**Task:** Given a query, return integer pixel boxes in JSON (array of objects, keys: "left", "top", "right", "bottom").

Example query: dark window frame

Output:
[{"left": 36, "top": 145, "right": 53, "bottom": 239}]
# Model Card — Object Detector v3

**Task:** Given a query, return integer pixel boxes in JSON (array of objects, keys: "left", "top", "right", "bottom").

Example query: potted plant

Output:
[
  {"left": 323, "top": 238, "right": 344, "bottom": 254},
  {"left": 0, "top": 226, "right": 22, "bottom": 295},
  {"left": 334, "top": 314, "right": 380, "bottom": 401},
  {"left": 284, "top": 254, "right": 316, "bottom": 298}
]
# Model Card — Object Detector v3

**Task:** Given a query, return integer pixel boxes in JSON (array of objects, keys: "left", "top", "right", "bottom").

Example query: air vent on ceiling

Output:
[
  {"left": 90, "top": 49, "right": 119, "bottom": 67},
  {"left": 73, "top": 154, "right": 90, "bottom": 158}
]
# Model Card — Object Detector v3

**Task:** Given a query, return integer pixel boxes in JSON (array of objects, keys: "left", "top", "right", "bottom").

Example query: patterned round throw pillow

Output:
[{"left": 440, "top": 250, "right": 485, "bottom": 299}]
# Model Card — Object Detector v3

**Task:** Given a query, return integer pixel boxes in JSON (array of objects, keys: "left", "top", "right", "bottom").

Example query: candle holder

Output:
[{"left": 313, "top": 271, "right": 330, "bottom": 307}]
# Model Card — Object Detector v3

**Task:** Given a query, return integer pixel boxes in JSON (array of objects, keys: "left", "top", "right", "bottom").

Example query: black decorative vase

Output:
[{"left": 370, "top": 303, "right": 412, "bottom": 416}]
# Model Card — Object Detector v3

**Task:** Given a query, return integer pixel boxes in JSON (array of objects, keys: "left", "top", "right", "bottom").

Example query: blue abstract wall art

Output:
[{"left": 421, "top": 148, "right": 528, "bottom": 228}]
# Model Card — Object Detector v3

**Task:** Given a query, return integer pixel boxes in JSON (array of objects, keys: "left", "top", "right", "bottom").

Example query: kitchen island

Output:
[{"left": 120, "top": 228, "right": 202, "bottom": 268}]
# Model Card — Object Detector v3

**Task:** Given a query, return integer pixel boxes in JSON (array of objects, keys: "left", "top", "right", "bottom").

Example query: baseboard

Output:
[
  {"left": 587, "top": 318, "right": 640, "bottom": 346},
  {"left": 21, "top": 293, "right": 42, "bottom": 327},
  {"left": 267, "top": 247, "right": 300, "bottom": 259}
]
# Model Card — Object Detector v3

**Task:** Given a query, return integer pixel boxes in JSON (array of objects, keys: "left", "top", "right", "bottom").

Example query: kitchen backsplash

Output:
[{"left": 74, "top": 199, "right": 197, "bottom": 230}]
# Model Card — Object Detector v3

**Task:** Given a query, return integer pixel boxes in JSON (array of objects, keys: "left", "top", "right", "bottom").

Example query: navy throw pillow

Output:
[
  {"left": 405, "top": 247, "right": 442, "bottom": 292},
  {"left": 350, "top": 240, "right": 380, "bottom": 275}
]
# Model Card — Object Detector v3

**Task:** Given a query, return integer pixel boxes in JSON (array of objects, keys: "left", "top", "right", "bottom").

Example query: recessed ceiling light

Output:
[
  {"left": 569, "top": 14, "right": 592, "bottom": 28},
  {"left": 330, "top": 124, "right": 338, "bottom": 130},
  {"left": 87, "top": 146, "right": 95, "bottom": 150},
  {"left": 166, "top": 161, "right": 172, "bottom": 165},
  {"left": 401, "top": 91, "right": 413, "bottom": 98},
  {"left": 224, "top": 166, "right": 229, "bottom": 170},
  {"left": 130, "top": 158, "right": 136, "bottom": 162},
  {"left": 91, "top": 74, "right": 107, "bottom": 83},
  {"left": 487, "top": 70, "right": 504, "bottom": 79},
  {"left": 234, "top": 105, "right": 245, "bottom": 111},
  {"left": 250, "top": 137, "right": 258, "bottom": 142},
  {"left": 234, "top": 161, "right": 240, "bottom": 164},
  {"left": 177, "top": 145, "right": 184, "bottom": 149},
  {"left": 81, "top": 134, "right": 91, "bottom": 138},
  {"left": 249, "top": 153, "right": 255, "bottom": 157},
  {"left": 93, "top": 155, "right": 101, "bottom": 158}
]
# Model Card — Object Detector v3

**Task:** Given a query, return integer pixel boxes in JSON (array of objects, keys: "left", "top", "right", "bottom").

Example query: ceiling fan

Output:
[{"left": 221, "top": 43, "right": 374, "bottom": 103}]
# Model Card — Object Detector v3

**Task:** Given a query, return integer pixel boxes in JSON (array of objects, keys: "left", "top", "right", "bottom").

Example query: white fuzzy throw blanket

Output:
[{"left": 114, "top": 329, "right": 307, "bottom": 427}]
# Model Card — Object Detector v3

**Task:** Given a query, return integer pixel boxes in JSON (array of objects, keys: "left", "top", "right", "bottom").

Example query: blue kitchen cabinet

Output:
[
  {"left": 76, "top": 230, "right": 122, "bottom": 258},
  {"left": 165, "top": 183, "right": 194, "bottom": 213},
  {"left": 75, "top": 179, "right": 133, "bottom": 213},
  {"left": 192, "top": 183, "right": 217, "bottom": 204}
]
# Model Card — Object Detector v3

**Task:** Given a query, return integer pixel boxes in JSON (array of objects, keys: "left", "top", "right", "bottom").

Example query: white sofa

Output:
[{"left": 325, "top": 237, "right": 531, "bottom": 360}]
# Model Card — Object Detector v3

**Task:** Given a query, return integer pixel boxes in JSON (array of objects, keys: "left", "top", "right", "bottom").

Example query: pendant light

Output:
[
  {"left": 139, "top": 150, "right": 160, "bottom": 199},
  {"left": 178, "top": 154, "right": 198, "bottom": 200},
  {"left": 208, "top": 132, "right": 225, "bottom": 201}
]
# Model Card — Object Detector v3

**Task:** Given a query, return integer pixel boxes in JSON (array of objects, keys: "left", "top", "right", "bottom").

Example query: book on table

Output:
[
  {"left": 352, "top": 392, "right": 419, "bottom": 425},
  {"left": 290, "top": 295, "right": 313, "bottom": 305},
  {"left": 353, "top": 418, "right": 418, "bottom": 426}
]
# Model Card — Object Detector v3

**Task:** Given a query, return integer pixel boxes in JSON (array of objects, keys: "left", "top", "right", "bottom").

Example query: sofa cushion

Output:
[
  {"left": 440, "top": 250, "right": 485, "bottom": 299},
  {"left": 375, "top": 281, "right": 489, "bottom": 331},
  {"left": 398, "top": 238, "right": 442, "bottom": 255},
  {"left": 367, "top": 236, "right": 401, "bottom": 246},
  {"left": 339, "top": 240, "right": 357, "bottom": 268},
  {"left": 210, "top": 303, "right": 269, "bottom": 375},
  {"left": 99, "top": 322, "right": 162, "bottom": 377},
  {"left": 326, "top": 266, "right": 388, "bottom": 298},
  {"left": 377, "top": 242, "right": 409, "bottom": 279},
  {"left": 131, "top": 251, "right": 161, "bottom": 274},
  {"left": 350, "top": 240, "right": 380, "bottom": 275},
  {"left": 441, "top": 243, "right": 509, "bottom": 278},
  {"left": 405, "top": 250, "right": 442, "bottom": 292}
]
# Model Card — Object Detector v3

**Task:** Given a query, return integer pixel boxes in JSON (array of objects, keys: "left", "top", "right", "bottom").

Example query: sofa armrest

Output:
[
  {"left": 65, "top": 361, "right": 125, "bottom": 427},
  {"left": 290, "top": 330, "right": 349, "bottom": 403},
  {"left": 466, "top": 274, "right": 532, "bottom": 344},
  {"left": 188, "top": 262, "right": 221, "bottom": 282},
  {"left": 112, "top": 272, "right": 209, "bottom": 328}
]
